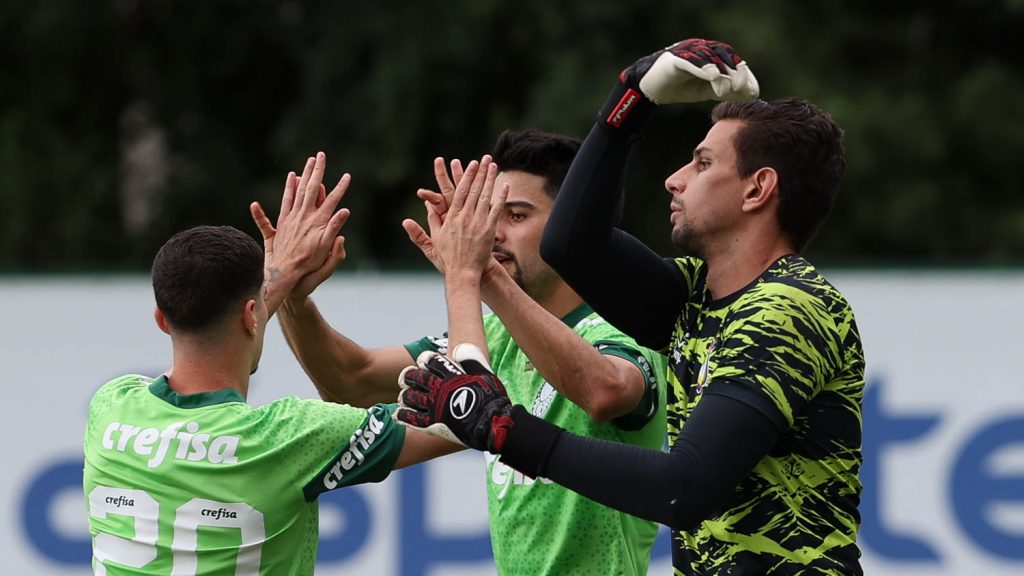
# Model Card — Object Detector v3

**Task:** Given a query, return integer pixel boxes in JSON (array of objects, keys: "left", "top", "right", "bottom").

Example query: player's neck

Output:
[
  {"left": 704, "top": 232, "right": 794, "bottom": 299},
  {"left": 166, "top": 340, "right": 251, "bottom": 399}
]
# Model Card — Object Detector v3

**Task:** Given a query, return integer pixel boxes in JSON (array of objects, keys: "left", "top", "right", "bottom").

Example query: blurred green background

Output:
[{"left": 3, "top": 0, "right": 1023, "bottom": 272}]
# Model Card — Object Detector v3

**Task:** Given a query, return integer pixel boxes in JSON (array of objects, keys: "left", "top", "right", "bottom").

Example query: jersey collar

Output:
[{"left": 149, "top": 375, "right": 245, "bottom": 408}]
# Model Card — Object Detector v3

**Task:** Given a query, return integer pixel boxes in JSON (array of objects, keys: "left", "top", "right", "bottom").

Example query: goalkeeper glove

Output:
[
  {"left": 600, "top": 38, "right": 759, "bottom": 133},
  {"left": 395, "top": 344, "right": 515, "bottom": 452}
]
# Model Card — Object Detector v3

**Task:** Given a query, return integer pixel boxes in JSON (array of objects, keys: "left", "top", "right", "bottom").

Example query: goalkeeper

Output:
[{"left": 397, "top": 39, "right": 866, "bottom": 576}]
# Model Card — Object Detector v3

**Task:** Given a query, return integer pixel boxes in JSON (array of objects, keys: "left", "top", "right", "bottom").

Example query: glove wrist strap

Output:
[
  {"left": 497, "top": 405, "right": 562, "bottom": 479},
  {"left": 597, "top": 81, "right": 655, "bottom": 137}
]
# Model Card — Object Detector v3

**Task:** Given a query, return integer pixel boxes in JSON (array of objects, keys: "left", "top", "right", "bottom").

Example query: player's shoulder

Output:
[
  {"left": 90, "top": 374, "right": 152, "bottom": 404},
  {"left": 254, "top": 395, "right": 372, "bottom": 431},
  {"left": 86, "top": 374, "right": 154, "bottom": 427},
  {"left": 753, "top": 255, "right": 853, "bottom": 315}
]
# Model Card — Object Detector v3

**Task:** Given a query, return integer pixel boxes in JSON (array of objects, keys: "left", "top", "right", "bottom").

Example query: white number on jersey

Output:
[{"left": 88, "top": 486, "right": 266, "bottom": 575}]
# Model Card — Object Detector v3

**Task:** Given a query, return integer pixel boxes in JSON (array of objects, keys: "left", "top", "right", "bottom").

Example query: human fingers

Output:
[
  {"left": 474, "top": 161, "right": 499, "bottom": 219},
  {"left": 430, "top": 156, "right": 454, "bottom": 211},
  {"left": 449, "top": 160, "right": 479, "bottom": 214},
  {"left": 302, "top": 152, "right": 328, "bottom": 211},
  {"left": 323, "top": 236, "right": 347, "bottom": 271},
  {"left": 450, "top": 159, "right": 465, "bottom": 186},
  {"left": 486, "top": 182, "right": 510, "bottom": 229},
  {"left": 279, "top": 171, "right": 297, "bottom": 220},
  {"left": 402, "top": 218, "right": 431, "bottom": 254},
  {"left": 250, "top": 202, "right": 275, "bottom": 240},
  {"left": 464, "top": 155, "right": 492, "bottom": 211},
  {"left": 292, "top": 156, "right": 316, "bottom": 213},
  {"left": 325, "top": 207, "right": 351, "bottom": 239},
  {"left": 321, "top": 173, "right": 351, "bottom": 215}
]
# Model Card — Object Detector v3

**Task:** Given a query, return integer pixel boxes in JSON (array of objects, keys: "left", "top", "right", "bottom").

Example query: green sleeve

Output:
[
  {"left": 593, "top": 341, "right": 663, "bottom": 431},
  {"left": 301, "top": 403, "right": 406, "bottom": 500}
]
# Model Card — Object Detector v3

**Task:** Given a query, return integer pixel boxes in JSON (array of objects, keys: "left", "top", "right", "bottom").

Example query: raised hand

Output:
[
  {"left": 250, "top": 152, "right": 351, "bottom": 313},
  {"left": 626, "top": 38, "right": 758, "bottom": 104},
  {"left": 403, "top": 155, "right": 508, "bottom": 279},
  {"left": 601, "top": 38, "right": 758, "bottom": 133},
  {"left": 415, "top": 157, "right": 466, "bottom": 222}
]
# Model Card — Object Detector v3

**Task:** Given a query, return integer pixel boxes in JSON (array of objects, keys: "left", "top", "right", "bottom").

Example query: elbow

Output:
[
  {"left": 580, "top": 380, "right": 638, "bottom": 423},
  {"left": 663, "top": 442, "right": 733, "bottom": 531},
  {"left": 668, "top": 491, "right": 726, "bottom": 532}
]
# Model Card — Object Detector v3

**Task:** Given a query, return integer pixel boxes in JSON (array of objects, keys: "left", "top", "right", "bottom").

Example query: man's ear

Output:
[
  {"left": 155, "top": 307, "right": 171, "bottom": 335},
  {"left": 243, "top": 299, "right": 258, "bottom": 337},
  {"left": 741, "top": 167, "right": 779, "bottom": 213}
]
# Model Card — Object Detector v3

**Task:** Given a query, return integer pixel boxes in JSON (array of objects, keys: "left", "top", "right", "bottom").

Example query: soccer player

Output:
[
  {"left": 396, "top": 39, "right": 866, "bottom": 575},
  {"left": 83, "top": 156, "right": 454, "bottom": 575},
  {"left": 250, "top": 130, "right": 668, "bottom": 575}
]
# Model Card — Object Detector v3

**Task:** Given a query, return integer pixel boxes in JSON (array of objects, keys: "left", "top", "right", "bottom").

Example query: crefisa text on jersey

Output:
[
  {"left": 101, "top": 421, "right": 240, "bottom": 469},
  {"left": 321, "top": 412, "right": 387, "bottom": 490}
]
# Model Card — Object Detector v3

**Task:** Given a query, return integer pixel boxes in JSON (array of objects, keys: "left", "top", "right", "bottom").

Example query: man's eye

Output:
[{"left": 510, "top": 213, "right": 525, "bottom": 222}]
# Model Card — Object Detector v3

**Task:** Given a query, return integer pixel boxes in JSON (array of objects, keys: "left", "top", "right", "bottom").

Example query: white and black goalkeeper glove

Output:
[
  {"left": 394, "top": 344, "right": 515, "bottom": 453},
  {"left": 600, "top": 38, "right": 760, "bottom": 133}
]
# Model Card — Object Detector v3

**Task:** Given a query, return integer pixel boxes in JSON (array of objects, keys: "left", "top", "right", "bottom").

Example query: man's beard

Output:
[
  {"left": 671, "top": 224, "right": 707, "bottom": 260},
  {"left": 494, "top": 248, "right": 525, "bottom": 290}
]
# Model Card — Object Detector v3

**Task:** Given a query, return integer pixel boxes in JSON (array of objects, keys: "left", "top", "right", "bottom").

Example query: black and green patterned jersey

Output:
[
  {"left": 500, "top": 117, "right": 867, "bottom": 574},
  {"left": 664, "top": 254, "right": 864, "bottom": 574}
]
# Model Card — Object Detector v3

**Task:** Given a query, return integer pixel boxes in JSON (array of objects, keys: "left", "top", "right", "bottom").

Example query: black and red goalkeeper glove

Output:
[
  {"left": 600, "top": 38, "right": 760, "bottom": 133},
  {"left": 395, "top": 344, "right": 515, "bottom": 453}
]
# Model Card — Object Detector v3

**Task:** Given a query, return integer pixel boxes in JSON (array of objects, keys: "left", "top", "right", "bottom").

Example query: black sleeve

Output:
[
  {"left": 498, "top": 391, "right": 781, "bottom": 531},
  {"left": 540, "top": 120, "right": 686, "bottom": 349}
]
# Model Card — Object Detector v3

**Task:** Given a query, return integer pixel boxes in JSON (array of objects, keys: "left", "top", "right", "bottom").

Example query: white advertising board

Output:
[{"left": 2, "top": 271, "right": 1021, "bottom": 575}]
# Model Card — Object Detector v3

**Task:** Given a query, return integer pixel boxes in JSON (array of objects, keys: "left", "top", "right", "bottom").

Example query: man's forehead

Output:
[
  {"left": 496, "top": 171, "right": 553, "bottom": 208},
  {"left": 695, "top": 120, "right": 741, "bottom": 156}
]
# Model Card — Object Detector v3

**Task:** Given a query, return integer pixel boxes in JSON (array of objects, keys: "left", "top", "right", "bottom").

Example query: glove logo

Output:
[{"left": 449, "top": 387, "right": 477, "bottom": 420}]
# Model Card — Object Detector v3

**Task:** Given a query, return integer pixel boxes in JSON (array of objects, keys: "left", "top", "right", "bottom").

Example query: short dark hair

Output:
[
  {"left": 152, "top": 225, "right": 264, "bottom": 332},
  {"left": 490, "top": 129, "right": 582, "bottom": 199},
  {"left": 711, "top": 98, "right": 846, "bottom": 251}
]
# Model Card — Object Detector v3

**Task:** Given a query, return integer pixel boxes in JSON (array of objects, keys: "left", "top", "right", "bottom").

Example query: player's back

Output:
[{"left": 83, "top": 374, "right": 402, "bottom": 575}]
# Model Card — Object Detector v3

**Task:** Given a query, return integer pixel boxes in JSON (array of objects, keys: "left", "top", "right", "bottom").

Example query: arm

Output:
[
  {"left": 499, "top": 391, "right": 780, "bottom": 530},
  {"left": 278, "top": 295, "right": 414, "bottom": 407},
  {"left": 406, "top": 156, "right": 505, "bottom": 355},
  {"left": 541, "top": 39, "right": 758, "bottom": 348},
  {"left": 393, "top": 427, "right": 466, "bottom": 469},
  {"left": 480, "top": 267, "right": 645, "bottom": 421},
  {"left": 251, "top": 154, "right": 410, "bottom": 407},
  {"left": 539, "top": 105, "right": 686, "bottom": 349},
  {"left": 396, "top": 359, "right": 780, "bottom": 530}
]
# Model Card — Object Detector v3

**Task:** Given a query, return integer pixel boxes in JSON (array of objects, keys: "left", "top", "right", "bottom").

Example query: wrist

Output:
[
  {"left": 494, "top": 405, "right": 562, "bottom": 478},
  {"left": 597, "top": 81, "right": 656, "bottom": 137},
  {"left": 263, "top": 265, "right": 302, "bottom": 313},
  {"left": 280, "top": 292, "right": 311, "bottom": 315},
  {"left": 446, "top": 270, "right": 483, "bottom": 292}
]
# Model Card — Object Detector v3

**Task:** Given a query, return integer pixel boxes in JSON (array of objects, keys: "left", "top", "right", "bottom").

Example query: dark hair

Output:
[
  {"left": 490, "top": 129, "right": 582, "bottom": 199},
  {"left": 711, "top": 98, "right": 846, "bottom": 250},
  {"left": 151, "top": 225, "right": 264, "bottom": 332}
]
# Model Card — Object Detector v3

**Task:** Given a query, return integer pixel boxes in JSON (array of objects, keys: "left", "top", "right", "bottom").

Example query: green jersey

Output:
[
  {"left": 83, "top": 375, "right": 405, "bottom": 575},
  {"left": 667, "top": 255, "right": 864, "bottom": 575},
  {"left": 408, "top": 303, "right": 667, "bottom": 575}
]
